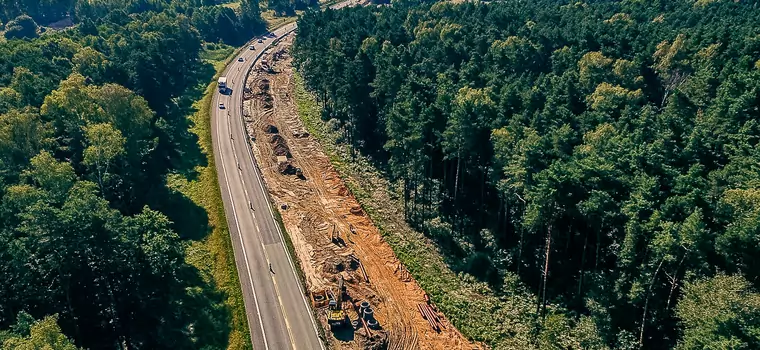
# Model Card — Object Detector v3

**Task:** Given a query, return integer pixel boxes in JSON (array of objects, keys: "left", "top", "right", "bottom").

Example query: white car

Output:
[
  {"left": 219, "top": 103, "right": 225, "bottom": 109},
  {"left": 249, "top": 45, "right": 255, "bottom": 50},
  {"left": 258, "top": 39, "right": 263, "bottom": 43},
  {"left": 238, "top": 57, "right": 244, "bottom": 62}
]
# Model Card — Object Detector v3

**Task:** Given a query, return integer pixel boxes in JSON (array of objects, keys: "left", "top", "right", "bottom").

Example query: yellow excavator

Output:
[{"left": 327, "top": 276, "right": 346, "bottom": 329}]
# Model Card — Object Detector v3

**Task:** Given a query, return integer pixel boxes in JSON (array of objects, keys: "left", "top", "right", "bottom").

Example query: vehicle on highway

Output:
[
  {"left": 218, "top": 76, "right": 228, "bottom": 93},
  {"left": 219, "top": 103, "right": 225, "bottom": 109},
  {"left": 249, "top": 45, "right": 255, "bottom": 50},
  {"left": 238, "top": 57, "right": 244, "bottom": 62}
]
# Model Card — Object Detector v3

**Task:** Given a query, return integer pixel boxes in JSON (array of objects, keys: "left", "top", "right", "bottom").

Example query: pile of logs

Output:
[{"left": 417, "top": 299, "right": 445, "bottom": 332}]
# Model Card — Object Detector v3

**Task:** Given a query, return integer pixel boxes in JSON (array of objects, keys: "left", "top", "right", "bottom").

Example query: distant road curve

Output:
[{"left": 210, "top": 1, "right": 354, "bottom": 349}]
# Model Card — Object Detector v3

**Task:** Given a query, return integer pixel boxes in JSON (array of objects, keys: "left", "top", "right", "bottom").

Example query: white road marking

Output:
[
  {"left": 216, "top": 22, "right": 327, "bottom": 350},
  {"left": 215, "top": 98, "right": 270, "bottom": 350},
  {"left": 229, "top": 102, "right": 297, "bottom": 350}
]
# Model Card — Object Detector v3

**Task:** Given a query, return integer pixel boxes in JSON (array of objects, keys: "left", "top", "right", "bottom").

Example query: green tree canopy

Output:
[
  {"left": 1, "top": 313, "right": 79, "bottom": 350},
  {"left": 293, "top": 0, "right": 760, "bottom": 348},
  {"left": 676, "top": 274, "right": 760, "bottom": 350},
  {"left": 4, "top": 15, "right": 38, "bottom": 40}
]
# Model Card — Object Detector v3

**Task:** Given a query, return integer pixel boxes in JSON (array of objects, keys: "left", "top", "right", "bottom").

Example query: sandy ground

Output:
[{"left": 242, "top": 35, "right": 478, "bottom": 350}]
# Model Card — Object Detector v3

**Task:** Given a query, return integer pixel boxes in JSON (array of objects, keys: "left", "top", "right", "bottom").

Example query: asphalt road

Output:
[{"left": 210, "top": 4, "right": 353, "bottom": 348}]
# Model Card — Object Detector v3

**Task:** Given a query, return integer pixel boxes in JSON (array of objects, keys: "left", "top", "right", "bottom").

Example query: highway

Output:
[
  {"left": 211, "top": 23, "right": 320, "bottom": 350},
  {"left": 210, "top": 4, "right": 352, "bottom": 348}
]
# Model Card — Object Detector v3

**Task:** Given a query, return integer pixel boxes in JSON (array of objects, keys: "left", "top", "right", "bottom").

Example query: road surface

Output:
[{"left": 211, "top": 3, "right": 353, "bottom": 349}]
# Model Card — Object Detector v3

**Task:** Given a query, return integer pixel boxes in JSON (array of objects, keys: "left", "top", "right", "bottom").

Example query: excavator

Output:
[{"left": 327, "top": 276, "right": 347, "bottom": 329}]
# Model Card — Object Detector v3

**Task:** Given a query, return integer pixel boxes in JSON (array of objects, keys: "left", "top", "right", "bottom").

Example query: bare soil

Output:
[{"left": 242, "top": 35, "right": 479, "bottom": 350}]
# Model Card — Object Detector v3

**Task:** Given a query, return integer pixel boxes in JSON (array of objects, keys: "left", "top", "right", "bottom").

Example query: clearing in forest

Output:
[{"left": 242, "top": 34, "right": 478, "bottom": 350}]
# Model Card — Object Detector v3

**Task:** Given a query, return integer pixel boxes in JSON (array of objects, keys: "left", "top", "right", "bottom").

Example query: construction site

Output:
[{"left": 241, "top": 34, "right": 478, "bottom": 350}]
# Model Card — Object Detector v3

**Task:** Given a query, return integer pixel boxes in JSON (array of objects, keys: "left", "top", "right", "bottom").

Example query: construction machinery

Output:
[{"left": 327, "top": 276, "right": 347, "bottom": 329}]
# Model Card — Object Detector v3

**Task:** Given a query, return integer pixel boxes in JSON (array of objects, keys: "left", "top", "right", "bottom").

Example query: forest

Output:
[
  {"left": 293, "top": 0, "right": 760, "bottom": 348},
  {"left": 0, "top": 0, "right": 267, "bottom": 349}
]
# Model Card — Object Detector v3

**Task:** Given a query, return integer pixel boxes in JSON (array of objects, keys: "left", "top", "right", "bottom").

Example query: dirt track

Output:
[{"left": 242, "top": 35, "right": 477, "bottom": 350}]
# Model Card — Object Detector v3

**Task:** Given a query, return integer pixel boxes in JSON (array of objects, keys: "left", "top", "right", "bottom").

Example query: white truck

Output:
[{"left": 218, "top": 77, "right": 228, "bottom": 93}]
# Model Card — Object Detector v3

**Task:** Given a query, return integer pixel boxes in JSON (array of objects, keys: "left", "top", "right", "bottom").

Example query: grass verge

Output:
[
  {"left": 200, "top": 43, "right": 236, "bottom": 69},
  {"left": 262, "top": 10, "right": 299, "bottom": 30},
  {"left": 168, "top": 45, "right": 253, "bottom": 350},
  {"left": 293, "top": 73, "right": 539, "bottom": 348}
]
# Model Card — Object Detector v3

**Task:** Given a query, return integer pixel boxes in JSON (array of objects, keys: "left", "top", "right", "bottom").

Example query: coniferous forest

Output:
[
  {"left": 293, "top": 0, "right": 760, "bottom": 348},
  {"left": 0, "top": 0, "right": 266, "bottom": 349}
]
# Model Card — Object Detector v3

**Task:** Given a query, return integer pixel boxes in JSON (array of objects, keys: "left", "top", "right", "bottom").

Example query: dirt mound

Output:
[
  {"left": 324, "top": 257, "right": 345, "bottom": 274},
  {"left": 278, "top": 162, "right": 297, "bottom": 175},
  {"left": 261, "top": 94, "right": 273, "bottom": 109},
  {"left": 324, "top": 255, "right": 360, "bottom": 274},
  {"left": 350, "top": 206, "right": 364, "bottom": 216},
  {"left": 273, "top": 48, "right": 288, "bottom": 61},
  {"left": 263, "top": 124, "right": 279, "bottom": 134},
  {"left": 259, "top": 79, "right": 270, "bottom": 92},
  {"left": 270, "top": 134, "right": 291, "bottom": 157},
  {"left": 338, "top": 186, "right": 349, "bottom": 196},
  {"left": 273, "top": 144, "right": 290, "bottom": 157}
]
